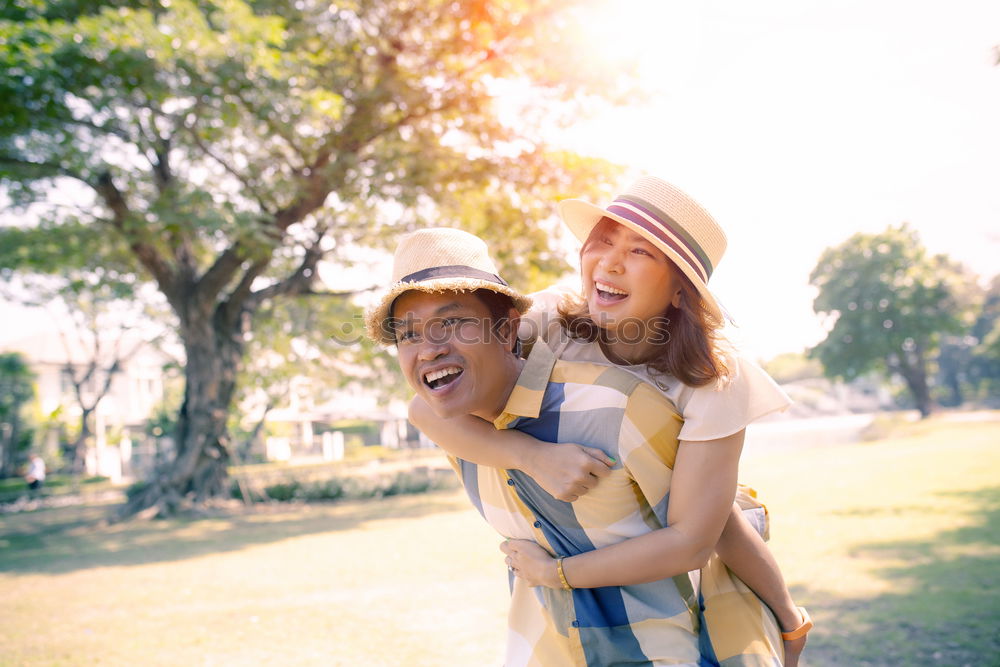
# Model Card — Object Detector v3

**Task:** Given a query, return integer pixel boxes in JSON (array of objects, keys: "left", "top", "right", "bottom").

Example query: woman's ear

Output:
[{"left": 671, "top": 289, "right": 682, "bottom": 309}]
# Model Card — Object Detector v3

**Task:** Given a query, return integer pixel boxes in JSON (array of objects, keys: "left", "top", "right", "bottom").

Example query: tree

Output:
[
  {"left": 809, "top": 224, "right": 973, "bottom": 417},
  {"left": 966, "top": 274, "right": 1000, "bottom": 401},
  {"left": 0, "top": 0, "right": 627, "bottom": 516},
  {"left": 0, "top": 352, "right": 35, "bottom": 478}
]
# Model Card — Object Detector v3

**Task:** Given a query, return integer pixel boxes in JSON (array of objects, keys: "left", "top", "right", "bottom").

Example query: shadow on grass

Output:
[
  {"left": 0, "top": 488, "right": 472, "bottom": 575},
  {"left": 802, "top": 485, "right": 1000, "bottom": 667}
]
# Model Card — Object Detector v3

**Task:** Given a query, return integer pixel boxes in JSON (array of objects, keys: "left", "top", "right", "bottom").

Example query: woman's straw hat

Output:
[
  {"left": 558, "top": 176, "right": 727, "bottom": 322},
  {"left": 365, "top": 227, "right": 533, "bottom": 345}
]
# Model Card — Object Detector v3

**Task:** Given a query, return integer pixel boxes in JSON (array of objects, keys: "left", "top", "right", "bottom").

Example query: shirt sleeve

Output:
[
  {"left": 517, "top": 281, "right": 578, "bottom": 345},
  {"left": 676, "top": 353, "right": 792, "bottom": 442}
]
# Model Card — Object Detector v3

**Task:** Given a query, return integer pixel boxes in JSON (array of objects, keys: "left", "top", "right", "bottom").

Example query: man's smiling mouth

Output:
[{"left": 424, "top": 366, "right": 463, "bottom": 390}]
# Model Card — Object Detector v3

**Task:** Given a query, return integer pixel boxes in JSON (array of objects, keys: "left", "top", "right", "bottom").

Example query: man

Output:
[
  {"left": 365, "top": 228, "right": 786, "bottom": 666},
  {"left": 25, "top": 453, "right": 46, "bottom": 497}
]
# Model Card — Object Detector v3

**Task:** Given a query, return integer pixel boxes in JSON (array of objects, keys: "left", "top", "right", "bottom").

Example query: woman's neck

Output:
[{"left": 598, "top": 334, "right": 657, "bottom": 366}]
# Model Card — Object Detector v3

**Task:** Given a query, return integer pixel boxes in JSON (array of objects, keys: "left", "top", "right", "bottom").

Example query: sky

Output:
[
  {"left": 3, "top": 0, "right": 999, "bottom": 362},
  {"left": 549, "top": 0, "right": 1000, "bottom": 360}
]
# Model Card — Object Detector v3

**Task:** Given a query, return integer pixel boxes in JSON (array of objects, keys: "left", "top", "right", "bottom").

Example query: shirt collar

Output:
[{"left": 492, "top": 341, "right": 557, "bottom": 430}]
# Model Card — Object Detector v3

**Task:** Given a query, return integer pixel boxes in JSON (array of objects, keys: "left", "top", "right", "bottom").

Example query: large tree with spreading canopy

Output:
[
  {"left": 0, "top": 0, "right": 628, "bottom": 516},
  {"left": 809, "top": 223, "right": 975, "bottom": 417}
]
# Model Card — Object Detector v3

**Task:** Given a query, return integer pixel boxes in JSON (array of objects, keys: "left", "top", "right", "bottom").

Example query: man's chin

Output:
[{"left": 422, "top": 394, "right": 466, "bottom": 420}]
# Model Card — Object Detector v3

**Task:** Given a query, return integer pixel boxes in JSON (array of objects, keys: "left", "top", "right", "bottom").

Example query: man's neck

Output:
[{"left": 471, "top": 354, "right": 526, "bottom": 423}]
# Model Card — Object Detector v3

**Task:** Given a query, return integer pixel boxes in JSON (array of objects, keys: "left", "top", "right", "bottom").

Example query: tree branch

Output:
[
  {"left": 183, "top": 121, "right": 272, "bottom": 214},
  {"left": 0, "top": 156, "right": 88, "bottom": 184},
  {"left": 93, "top": 171, "right": 177, "bottom": 298}
]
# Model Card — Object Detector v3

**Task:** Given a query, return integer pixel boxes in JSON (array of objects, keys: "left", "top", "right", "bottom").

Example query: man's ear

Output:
[{"left": 501, "top": 308, "right": 521, "bottom": 353}]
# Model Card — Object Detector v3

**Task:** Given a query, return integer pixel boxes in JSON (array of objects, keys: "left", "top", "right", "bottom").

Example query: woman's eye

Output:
[{"left": 632, "top": 247, "right": 651, "bottom": 256}]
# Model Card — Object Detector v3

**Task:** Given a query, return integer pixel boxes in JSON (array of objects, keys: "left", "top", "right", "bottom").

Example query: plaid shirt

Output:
[{"left": 450, "top": 342, "right": 782, "bottom": 666}]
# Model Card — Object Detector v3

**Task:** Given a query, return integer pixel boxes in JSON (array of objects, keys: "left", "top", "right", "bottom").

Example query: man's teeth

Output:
[
  {"left": 424, "top": 367, "right": 462, "bottom": 384},
  {"left": 596, "top": 281, "right": 628, "bottom": 296}
]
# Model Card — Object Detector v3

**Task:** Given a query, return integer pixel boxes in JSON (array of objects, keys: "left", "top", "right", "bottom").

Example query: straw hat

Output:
[
  {"left": 558, "top": 176, "right": 728, "bottom": 322},
  {"left": 365, "top": 227, "right": 533, "bottom": 345}
]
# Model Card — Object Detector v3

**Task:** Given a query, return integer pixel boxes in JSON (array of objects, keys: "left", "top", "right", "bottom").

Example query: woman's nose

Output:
[{"left": 598, "top": 248, "right": 624, "bottom": 273}]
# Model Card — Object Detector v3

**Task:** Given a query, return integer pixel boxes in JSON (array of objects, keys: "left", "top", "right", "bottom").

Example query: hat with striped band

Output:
[
  {"left": 557, "top": 176, "right": 727, "bottom": 323},
  {"left": 365, "top": 227, "right": 533, "bottom": 345}
]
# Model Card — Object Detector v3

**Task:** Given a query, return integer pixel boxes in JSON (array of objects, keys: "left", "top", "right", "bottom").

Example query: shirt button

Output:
[
  {"left": 532, "top": 520, "right": 541, "bottom": 528},
  {"left": 506, "top": 479, "right": 515, "bottom": 486},
  {"left": 571, "top": 620, "right": 580, "bottom": 628}
]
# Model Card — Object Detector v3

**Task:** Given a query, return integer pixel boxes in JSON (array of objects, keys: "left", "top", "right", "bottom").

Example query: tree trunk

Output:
[
  {"left": 893, "top": 353, "right": 934, "bottom": 419},
  {"left": 70, "top": 408, "right": 94, "bottom": 475},
  {"left": 1, "top": 419, "right": 19, "bottom": 478},
  {"left": 238, "top": 402, "right": 273, "bottom": 464},
  {"left": 121, "top": 313, "right": 245, "bottom": 518}
]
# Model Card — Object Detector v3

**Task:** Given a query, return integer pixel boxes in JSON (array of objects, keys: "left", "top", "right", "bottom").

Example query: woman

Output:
[{"left": 410, "top": 177, "right": 812, "bottom": 665}]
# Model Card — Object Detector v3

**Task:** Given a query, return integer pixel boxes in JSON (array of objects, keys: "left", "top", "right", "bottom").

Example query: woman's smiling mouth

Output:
[{"left": 594, "top": 280, "right": 629, "bottom": 303}]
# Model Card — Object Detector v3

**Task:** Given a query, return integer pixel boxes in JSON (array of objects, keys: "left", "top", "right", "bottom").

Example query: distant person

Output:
[
  {"left": 366, "top": 227, "right": 811, "bottom": 666},
  {"left": 25, "top": 453, "right": 46, "bottom": 496}
]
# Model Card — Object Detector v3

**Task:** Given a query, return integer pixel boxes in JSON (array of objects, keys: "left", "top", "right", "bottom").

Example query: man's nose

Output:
[{"left": 416, "top": 337, "right": 449, "bottom": 361}]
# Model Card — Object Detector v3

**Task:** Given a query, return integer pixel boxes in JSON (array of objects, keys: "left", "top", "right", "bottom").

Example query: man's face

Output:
[{"left": 392, "top": 290, "right": 520, "bottom": 421}]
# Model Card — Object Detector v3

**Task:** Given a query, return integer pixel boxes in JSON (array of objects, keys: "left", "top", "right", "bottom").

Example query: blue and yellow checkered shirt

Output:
[{"left": 450, "top": 342, "right": 783, "bottom": 666}]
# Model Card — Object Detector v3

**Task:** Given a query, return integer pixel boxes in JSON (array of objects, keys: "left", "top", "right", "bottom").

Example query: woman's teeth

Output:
[{"left": 595, "top": 281, "right": 628, "bottom": 297}]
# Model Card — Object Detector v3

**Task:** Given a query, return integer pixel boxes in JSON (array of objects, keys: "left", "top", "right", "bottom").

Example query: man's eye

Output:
[{"left": 397, "top": 331, "right": 418, "bottom": 343}]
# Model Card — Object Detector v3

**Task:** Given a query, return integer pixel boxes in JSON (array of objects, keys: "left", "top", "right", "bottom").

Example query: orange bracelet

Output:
[{"left": 781, "top": 606, "right": 813, "bottom": 641}]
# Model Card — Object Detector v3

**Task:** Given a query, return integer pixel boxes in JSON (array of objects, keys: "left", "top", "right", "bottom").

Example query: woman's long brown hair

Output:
[{"left": 557, "top": 248, "right": 730, "bottom": 388}]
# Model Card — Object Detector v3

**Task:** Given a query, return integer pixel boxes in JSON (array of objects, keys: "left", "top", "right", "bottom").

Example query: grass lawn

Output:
[{"left": 1, "top": 413, "right": 998, "bottom": 666}]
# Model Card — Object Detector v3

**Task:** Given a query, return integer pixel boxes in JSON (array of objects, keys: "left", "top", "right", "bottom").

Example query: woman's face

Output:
[{"left": 580, "top": 218, "right": 682, "bottom": 340}]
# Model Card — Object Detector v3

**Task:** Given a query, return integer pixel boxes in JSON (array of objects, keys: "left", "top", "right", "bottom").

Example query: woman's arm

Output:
[
  {"left": 502, "top": 430, "right": 744, "bottom": 586},
  {"left": 408, "top": 396, "right": 614, "bottom": 502}
]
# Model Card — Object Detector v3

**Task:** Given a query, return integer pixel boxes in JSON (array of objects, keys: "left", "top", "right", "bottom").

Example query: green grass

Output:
[
  {"left": 1, "top": 414, "right": 998, "bottom": 666},
  {"left": 740, "top": 414, "right": 1000, "bottom": 666}
]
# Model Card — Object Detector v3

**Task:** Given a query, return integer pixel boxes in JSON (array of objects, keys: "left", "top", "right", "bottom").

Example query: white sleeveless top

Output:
[{"left": 519, "top": 284, "right": 791, "bottom": 442}]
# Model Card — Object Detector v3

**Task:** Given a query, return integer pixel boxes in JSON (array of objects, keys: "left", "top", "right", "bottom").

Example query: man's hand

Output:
[
  {"left": 521, "top": 443, "right": 614, "bottom": 502},
  {"left": 783, "top": 634, "right": 807, "bottom": 667}
]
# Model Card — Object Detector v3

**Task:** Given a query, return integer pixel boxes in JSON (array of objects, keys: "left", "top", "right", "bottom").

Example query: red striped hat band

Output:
[{"left": 606, "top": 197, "right": 714, "bottom": 282}]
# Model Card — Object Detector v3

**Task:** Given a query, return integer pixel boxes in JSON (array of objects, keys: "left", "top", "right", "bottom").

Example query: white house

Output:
[{"left": 2, "top": 330, "right": 172, "bottom": 481}]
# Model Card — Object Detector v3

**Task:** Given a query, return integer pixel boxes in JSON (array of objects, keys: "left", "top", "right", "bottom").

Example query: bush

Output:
[
  {"left": 231, "top": 466, "right": 458, "bottom": 504},
  {"left": 125, "top": 480, "right": 150, "bottom": 501}
]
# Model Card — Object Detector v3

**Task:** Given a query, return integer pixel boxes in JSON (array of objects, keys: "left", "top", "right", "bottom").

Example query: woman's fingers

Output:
[{"left": 581, "top": 445, "right": 616, "bottom": 471}]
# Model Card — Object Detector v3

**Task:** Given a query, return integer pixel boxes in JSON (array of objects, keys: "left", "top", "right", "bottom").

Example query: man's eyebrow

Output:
[{"left": 431, "top": 302, "right": 471, "bottom": 316}]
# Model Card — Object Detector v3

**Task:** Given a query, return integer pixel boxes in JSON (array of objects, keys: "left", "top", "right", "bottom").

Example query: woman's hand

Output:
[
  {"left": 523, "top": 443, "right": 614, "bottom": 502},
  {"left": 500, "top": 539, "right": 561, "bottom": 589}
]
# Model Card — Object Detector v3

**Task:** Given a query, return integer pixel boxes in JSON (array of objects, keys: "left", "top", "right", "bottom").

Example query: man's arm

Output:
[
  {"left": 716, "top": 505, "right": 802, "bottom": 633},
  {"left": 408, "top": 396, "right": 613, "bottom": 502}
]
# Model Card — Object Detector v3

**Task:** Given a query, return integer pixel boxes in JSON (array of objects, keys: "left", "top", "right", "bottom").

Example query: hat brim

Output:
[
  {"left": 364, "top": 277, "right": 533, "bottom": 346},
  {"left": 558, "top": 198, "right": 724, "bottom": 323}
]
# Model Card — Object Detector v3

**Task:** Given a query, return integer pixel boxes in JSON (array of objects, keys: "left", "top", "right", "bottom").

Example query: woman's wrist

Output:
[{"left": 544, "top": 556, "right": 562, "bottom": 589}]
